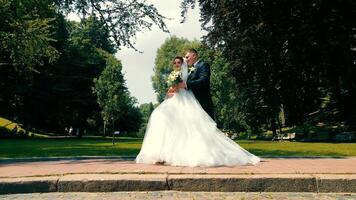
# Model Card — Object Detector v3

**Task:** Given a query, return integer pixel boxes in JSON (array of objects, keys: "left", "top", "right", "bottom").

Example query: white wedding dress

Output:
[{"left": 135, "top": 62, "right": 260, "bottom": 167}]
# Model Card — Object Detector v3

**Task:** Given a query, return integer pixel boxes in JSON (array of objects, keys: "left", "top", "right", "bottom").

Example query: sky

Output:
[
  {"left": 115, "top": 0, "right": 206, "bottom": 104},
  {"left": 67, "top": 1, "right": 206, "bottom": 105}
]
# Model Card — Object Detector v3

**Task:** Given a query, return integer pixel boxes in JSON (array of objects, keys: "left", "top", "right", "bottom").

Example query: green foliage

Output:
[
  {"left": 1, "top": 0, "right": 169, "bottom": 67},
  {"left": 0, "top": 0, "right": 60, "bottom": 68},
  {"left": 209, "top": 52, "right": 245, "bottom": 132},
  {"left": 92, "top": 51, "right": 129, "bottom": 127},
  {"left": 181, "top": 0, "right": 356, "bottom": 133},
  {"left": 137, "top": 102, "right": 154, "bottom": 137},
  {"left": 92, "top": 49, "right": 142, "bottom": 134},
  {"left": 139, "top": 103, "right": 155, "bottom": 123},
  {"left": 0, "top": 0, "right": 161, "bottom": 135},
  {"left": 13, "top": 16, "right": 115, "bottom": 134},
  {"left": 54, "top": 0, "right": 169, "bottom": 50},
  {"left": 68, "top": 16, "right": 116, "bottom": 54},
  {"left": 118, "top": 104, "right": 143, "bottom": 135}
]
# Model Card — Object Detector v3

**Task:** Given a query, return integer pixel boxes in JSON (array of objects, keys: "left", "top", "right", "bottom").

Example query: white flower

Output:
[
  {"left": 166, "top": 70, "right": 182, "bottom": 87},
  {"left": 189, "top": 66, "right": 196, "bottom": 73}
]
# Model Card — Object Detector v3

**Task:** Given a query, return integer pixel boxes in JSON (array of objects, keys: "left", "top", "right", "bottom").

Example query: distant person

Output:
[{"left": 69, "top": 126, "right": 73, "bottom": 136}]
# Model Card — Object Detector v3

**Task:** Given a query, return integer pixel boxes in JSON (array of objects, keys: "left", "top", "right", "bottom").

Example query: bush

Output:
[
  {"left": 137, "top": 123, "right": 147, "bottom": 138},
  {"left": 0, "top": 126, "right": 12, "bottom": 137}
]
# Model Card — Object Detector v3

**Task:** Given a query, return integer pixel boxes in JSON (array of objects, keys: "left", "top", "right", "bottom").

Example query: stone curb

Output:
[{"left": 1, "top": 174, "right": 355, "bottom": 194}]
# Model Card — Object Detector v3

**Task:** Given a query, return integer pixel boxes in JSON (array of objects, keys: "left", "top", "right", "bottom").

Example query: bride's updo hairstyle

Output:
[{"left": 173, "top": 56, "right": 184, "bottom": 65}]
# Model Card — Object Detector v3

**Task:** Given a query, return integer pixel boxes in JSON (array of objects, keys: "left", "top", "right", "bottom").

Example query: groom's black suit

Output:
[{"left": 186, "top": 60, "right": 215, "bottom": 120}]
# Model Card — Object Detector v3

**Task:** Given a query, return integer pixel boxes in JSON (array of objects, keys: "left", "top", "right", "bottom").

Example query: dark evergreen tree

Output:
[{"left": 181, "top": 0, "right": 356, "bottom": 132}]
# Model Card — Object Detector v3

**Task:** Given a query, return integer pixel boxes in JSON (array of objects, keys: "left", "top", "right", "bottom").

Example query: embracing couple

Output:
[{"left": 136, "top": 49, "right": 260, "bottom": 167}]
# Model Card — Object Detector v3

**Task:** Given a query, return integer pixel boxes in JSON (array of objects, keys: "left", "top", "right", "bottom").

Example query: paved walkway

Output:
[
  {"left": 1, "top": 157, "right": 355, "bottom": 194},
  {"left": 1, "top": 157, "right": 355, "bottom": 178}
]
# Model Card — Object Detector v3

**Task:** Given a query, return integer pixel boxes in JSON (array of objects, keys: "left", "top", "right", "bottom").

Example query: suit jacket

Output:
[{"left": 186, "top": 60, "right": 215, "bottom": 120}]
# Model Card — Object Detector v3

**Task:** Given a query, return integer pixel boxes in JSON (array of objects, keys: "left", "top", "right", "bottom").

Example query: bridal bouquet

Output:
[{"left": 166, "top": 70, "right": 182, "bottom": 87}]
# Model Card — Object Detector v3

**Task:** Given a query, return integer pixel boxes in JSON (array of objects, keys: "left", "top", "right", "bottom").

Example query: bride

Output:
[{"left": 135, "top": 56, "right": 260, "bottom": 167}]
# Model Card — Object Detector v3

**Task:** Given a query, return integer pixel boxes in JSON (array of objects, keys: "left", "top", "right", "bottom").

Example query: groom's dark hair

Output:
[{"left": 187, "top": 48, "right": 198, "bottom": 55}]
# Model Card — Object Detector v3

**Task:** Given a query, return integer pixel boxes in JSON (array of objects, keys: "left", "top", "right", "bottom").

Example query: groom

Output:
[{"left": 178, "top": 48, "right": 215, "bottom": 120}]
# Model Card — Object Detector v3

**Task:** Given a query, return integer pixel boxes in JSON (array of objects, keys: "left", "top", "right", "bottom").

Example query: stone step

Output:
[{"left": 1, "top": 174, "right": 355, "bottom": 194}]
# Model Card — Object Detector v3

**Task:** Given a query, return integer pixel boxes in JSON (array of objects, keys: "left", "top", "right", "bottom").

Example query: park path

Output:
[{"left": 1, "top": 157, "right": 356, "bottom": 178}]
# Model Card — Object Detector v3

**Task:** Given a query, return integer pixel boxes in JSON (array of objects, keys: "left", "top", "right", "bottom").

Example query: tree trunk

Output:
[
  {"left": 271, "top": 119, "right": 277, "bottom": 140},
  {"left": 103, "top": 121, "right": 106, "bottom": 137}
]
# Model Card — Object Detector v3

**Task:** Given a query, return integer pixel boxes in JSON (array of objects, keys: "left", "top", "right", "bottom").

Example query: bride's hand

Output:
[
  {"left": 167, "top": 92, "right": 174, "bottom": 98},
  {"left": 166, "top": 87, "right": 176, "bottom": 98},
  {"left": 167, "top": 86, "right": 176, "bottom": 93}
]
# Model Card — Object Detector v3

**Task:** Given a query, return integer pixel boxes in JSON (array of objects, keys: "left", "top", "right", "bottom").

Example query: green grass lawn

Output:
[
  {"left": 236, "top": 140, "right": 356, "bottom": 157},
  {"left": 0, "top": 137, "right": 142, "bottom": 158},
  {"left": 0, "top": 137, "right": 355, "bottom": 158}
]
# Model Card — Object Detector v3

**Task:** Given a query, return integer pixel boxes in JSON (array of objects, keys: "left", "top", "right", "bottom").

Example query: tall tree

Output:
[
  {"left": 15, "top": 16, "right": 113, "bottom": 133},
  {"left": 92, "top": 52, "right": 130, "bottom": 135},
  {"left": 1, "top": 0, "right": 170, "bottom": 134},
  {"left": 181, "top": 0, "right": 356, "bottom": 132},
  {"left": 137, "top": 102, "right": 154, "bottom": 137}
]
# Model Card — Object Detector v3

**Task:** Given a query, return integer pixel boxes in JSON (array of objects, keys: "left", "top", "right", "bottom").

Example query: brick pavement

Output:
[
  {"left": 0, "top": 157, "right": 355, "bottom": 194},
  {"left": 1, "top": 157, "right": 355, "bottom": 178}
]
